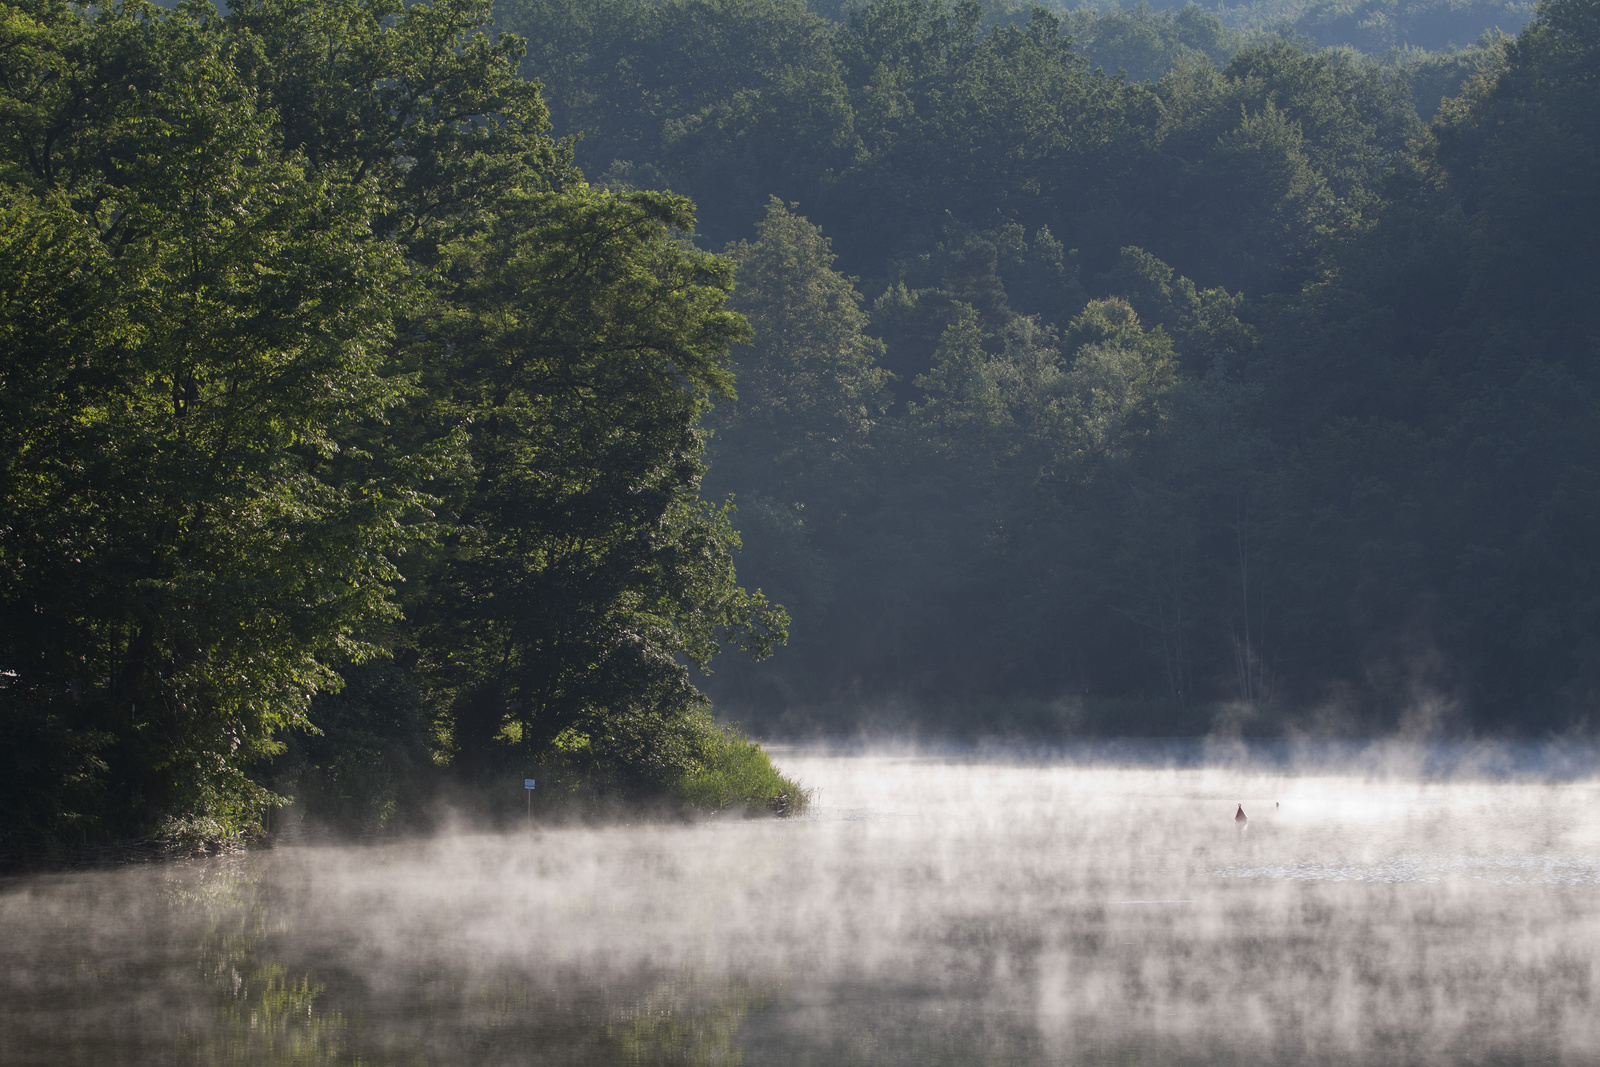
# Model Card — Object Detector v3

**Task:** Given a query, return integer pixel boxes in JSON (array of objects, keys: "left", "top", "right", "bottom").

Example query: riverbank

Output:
[{"left": 0, "top": 730, "right": 810, "bottom": 876}]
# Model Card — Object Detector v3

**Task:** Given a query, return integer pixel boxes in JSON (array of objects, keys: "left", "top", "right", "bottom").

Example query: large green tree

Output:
[
  {"left": 417, "top": 184, "right": 786, "bottom": 790},
  {"left": 0, "top": 0, "right": 789, "bottom": 846},
  {"left": 0, "top": 0, "right": 414, "bottom": 842}
]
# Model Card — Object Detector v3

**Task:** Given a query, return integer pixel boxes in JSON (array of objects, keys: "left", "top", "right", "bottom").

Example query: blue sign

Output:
[{"left": 524, "top": 779, "right": 536, "bottom": 789}]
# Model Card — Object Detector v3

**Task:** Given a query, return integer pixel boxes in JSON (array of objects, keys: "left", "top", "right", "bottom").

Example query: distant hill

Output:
[{"left": 809, "top": 0, "right": 1535, "bottom": 56}]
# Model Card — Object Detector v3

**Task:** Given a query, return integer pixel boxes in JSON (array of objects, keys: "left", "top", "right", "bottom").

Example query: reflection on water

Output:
[{"left": 4, "top": 744, "right": 1600, "bottom": 1065}]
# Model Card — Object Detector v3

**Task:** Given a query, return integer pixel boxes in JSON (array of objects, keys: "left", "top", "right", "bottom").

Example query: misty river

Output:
[{"left": 5, "top": 743, "right": 1600, "bottom": 1065}]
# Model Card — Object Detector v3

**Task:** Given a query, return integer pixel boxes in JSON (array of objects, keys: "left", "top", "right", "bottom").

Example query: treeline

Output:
[
  {"left": 3, "top": 0, "right": 1592, "bottom": 850},
  {"left": 0, "top": 0, "right": 801, "bottom": 851},
  {"left": 1052, "top": 3, "right": 1514, "bottom": 115},
  {"left": 1065, "top": 0, "right": 1532, "bottom": 56},
  {"left": 497, "top": 0, "right": 1600, "bottom": 736}
]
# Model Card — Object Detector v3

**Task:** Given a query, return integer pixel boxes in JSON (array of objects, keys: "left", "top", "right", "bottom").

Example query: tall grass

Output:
[{"left": 675, "top": 723, "right": 809, "bottom": 816}]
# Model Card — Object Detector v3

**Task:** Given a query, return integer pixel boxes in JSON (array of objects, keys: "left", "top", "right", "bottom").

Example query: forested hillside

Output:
[
  {"left": 499, "top": 0, "right": 1599, "bottom": 736},
  {"left": 2, "top": 0, "right": 1592, "bottom": 852}
]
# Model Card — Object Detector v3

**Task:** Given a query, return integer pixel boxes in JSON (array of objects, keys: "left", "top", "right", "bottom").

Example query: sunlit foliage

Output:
[{"left": 0, "top": 0, "right": 790, "bottom": 848}]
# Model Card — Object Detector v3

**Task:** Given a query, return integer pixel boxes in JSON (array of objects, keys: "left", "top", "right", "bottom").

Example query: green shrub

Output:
[{"left": 675, "top": 720, "right": 809, "bottom": 816}]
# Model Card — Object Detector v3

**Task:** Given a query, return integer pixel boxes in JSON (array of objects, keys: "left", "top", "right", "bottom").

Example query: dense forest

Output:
[
  {"left": 494, "top": 0, "right": 1598, "bottom": 736},
  {"left": 2, "top": 0, "right": 1594, "bottom": 849},
  {"left": 0, "top": 0, "right": 797, "bottom": 850}
]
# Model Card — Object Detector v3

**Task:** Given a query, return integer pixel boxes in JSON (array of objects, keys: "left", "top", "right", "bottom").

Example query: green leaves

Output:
[
  {"left": 2, "top": 0, "right": 786, "bottom": 840},
  {"left": 709, "top": 197, "right": 890, "bottom": 495},
  {"left": 412, "top": 182, "right": 781, "bottom": 787},
  {"left": 0, "top": 0, "right": 427, "bottom": 840},
  {"left": 231, "top": 0, "right": 564, "bottom": 258}
]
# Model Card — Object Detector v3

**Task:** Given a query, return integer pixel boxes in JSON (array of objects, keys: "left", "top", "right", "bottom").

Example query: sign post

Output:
[{"left": 524, "top": 778, "right": 536, "bottom": 827}]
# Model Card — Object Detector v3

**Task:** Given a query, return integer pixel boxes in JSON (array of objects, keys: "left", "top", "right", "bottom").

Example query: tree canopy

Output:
[
  {"left": 0, "top": 0, "right": 791, "bottom": 850},
  {"left": 500, "top": 0, "right": 1599, "bottom": 737},
  {"left": 3, "top": 0, "right": 1594, "bottom": 852}
]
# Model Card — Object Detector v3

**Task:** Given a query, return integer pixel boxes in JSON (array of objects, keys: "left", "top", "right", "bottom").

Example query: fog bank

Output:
[{"left": 4, "top": 744, "right": 1598, "bottom": 1064}]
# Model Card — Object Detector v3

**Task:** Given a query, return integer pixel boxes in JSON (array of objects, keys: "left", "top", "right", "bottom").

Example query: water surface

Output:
[{"left": 4, "top": 744, "right": 1599, "bottom": 1064}]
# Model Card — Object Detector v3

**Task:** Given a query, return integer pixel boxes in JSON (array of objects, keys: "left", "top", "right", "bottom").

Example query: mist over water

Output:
[{"left": 5, "top": 743, "right": 1600, "bottom": 1065}]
